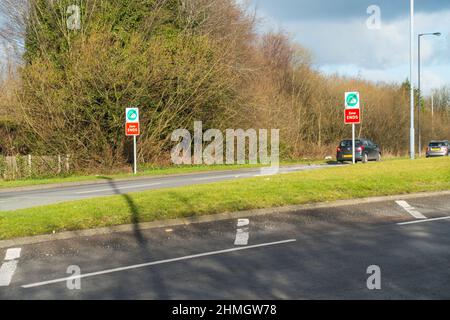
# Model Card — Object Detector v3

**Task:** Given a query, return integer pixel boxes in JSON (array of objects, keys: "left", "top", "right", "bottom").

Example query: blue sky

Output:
[{"left": 247, "top": 0, "right": 450, "bottom": 95}]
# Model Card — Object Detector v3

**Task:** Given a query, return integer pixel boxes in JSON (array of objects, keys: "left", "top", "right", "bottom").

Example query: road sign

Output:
[
  {"left": 345, "top": 92, "right": 360, "bottom": 109},
  {"left": 125, "top": 108, "right": 140, "bottom": 175},
  {"left": 126, "top": 108, "right": 139, "bottom": 123},
  {"left": 344, "top": 92, "right": 361, "bottom": 165},
  {"left": 126, "top": 123, "right": 140, "bottom": 136},
  {"left": 125, "top": 108, "right": 140, "bottom": 136},
  {"left": 345, "top": 109, "right": 361, "bottom": 124}
]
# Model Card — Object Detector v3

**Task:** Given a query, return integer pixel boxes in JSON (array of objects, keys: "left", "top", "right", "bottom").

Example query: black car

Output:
[{"left": 337, "top": 139, "right": 381, "bottom": 163}]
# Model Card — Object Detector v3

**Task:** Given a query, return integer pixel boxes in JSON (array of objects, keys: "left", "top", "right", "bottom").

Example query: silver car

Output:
[{"left": 426, "top": 140, "right": 449, "bottom": 158}]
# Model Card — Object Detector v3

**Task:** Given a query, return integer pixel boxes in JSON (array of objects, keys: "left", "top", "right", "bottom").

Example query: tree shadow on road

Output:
[
  {"left": 95, "top": 176, "right": 169, "bottom": 299},
  {"left": 98, "top": 176, "right": 145, "bottom": 244}
]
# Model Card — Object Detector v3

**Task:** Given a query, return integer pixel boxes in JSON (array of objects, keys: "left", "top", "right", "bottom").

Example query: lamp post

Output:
[
  {"left": 410, "top": 0, "right": 415, "bottom": 160},
  {"left": 418, "top": 32, "right": 441, "bottom": 157}
]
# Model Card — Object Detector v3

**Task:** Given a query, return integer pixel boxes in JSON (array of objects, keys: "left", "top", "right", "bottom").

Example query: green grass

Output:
[
  {"left": 1, "top": 157, "right": 449, "bottom": 240},
  {"left": 0, "top": 160, "right": 326, "bottom": 189}
]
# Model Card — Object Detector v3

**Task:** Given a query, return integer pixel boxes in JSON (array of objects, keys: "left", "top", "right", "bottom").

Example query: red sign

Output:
[
  {"left": 126, "top": 123, "right": 140, "bottom": 136},
  {"left": 345, "top": 109, "right": 360, "bottom": 124}
]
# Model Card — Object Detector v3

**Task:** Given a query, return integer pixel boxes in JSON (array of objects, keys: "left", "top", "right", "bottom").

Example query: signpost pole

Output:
[
  {"left": 352, "top": 124, "right": 356, "bottom": 165},
  {"left": 133, "top": 135, "right": 137, "bottom": 175}
]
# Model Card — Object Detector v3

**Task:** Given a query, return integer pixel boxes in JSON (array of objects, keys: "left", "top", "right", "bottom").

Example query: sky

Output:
[{"left": 247, "top": 0, "right": 450, "bottom": 95}]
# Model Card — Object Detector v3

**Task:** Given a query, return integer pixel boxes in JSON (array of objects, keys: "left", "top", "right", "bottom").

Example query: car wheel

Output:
[
  {"left": 362, "top": 153, "right": 368, "bottom": 163},
  {"left": 376, "top": 153, "right": 382, "bottom": 162}
]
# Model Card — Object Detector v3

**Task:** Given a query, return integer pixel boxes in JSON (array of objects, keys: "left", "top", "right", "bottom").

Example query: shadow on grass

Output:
[
  {"left": 326, "top": 161, "right": 347, "bottom": 165},
  {"left": 97, "top": 176, "right": 144, "bottom": 243}
]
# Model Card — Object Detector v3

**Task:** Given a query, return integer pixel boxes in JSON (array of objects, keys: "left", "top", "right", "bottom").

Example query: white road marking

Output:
[
  {"left": 192, "top": 174, "right": 243, "bottom": 182},
  {"left": 0, "top": 248, "right": 21, "bottom": 287},
  {"left": 237, "top": 219, "right": 249, "bottom": 227},
  {"left": 235, "top": 219, "right": 250, "bottom": 246},
  {"left": 76, "top": 182, "right": 162, "bottom": 194},
  {"left": 234, "top": 229, "right": 250, "bottom": 246},
  {"left": 0, "top": 261, "right": 19, "bottom": 286},
  {"left": 22, "top": 239, "right": 296, "bottom": 288},
  {"left": 397, "top": 216, "right": 450, "bottom": 226},
  {"left": 395, "top": 201, "right": 427, "bottom": 219},
  {"left": 4, "top": 248, "right": 21, "bottom": 261}
]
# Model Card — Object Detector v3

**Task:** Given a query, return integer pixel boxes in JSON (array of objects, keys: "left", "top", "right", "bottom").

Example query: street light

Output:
[
  {"left": 410, "top": 0, "right": 415, "bottom": 160},
  {"left": 418, "top": 32, "right": 441, "bottom": 157}
]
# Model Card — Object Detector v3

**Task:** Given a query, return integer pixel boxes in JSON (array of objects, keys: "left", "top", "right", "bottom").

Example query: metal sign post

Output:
[
  {"left": 352, "top": 124, "right": 356, "bottom": 165},
  {"left": 133, "top": 135, "right": 137, "bottom": 175},
  {"left": 126, "top": 108, "right": 140, "bottom": 174},
  {"left": 345, "top": 92, "right": 361, "bottom": 165}
]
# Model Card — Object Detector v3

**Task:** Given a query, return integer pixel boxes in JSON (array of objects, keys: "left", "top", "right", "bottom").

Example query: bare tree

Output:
[{"left": 0, "top": 0, "right": 29, "bottom": 62}]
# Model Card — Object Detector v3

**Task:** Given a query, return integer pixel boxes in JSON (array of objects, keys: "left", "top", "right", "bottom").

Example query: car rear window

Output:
[
  {"left": 429, "top": 142, "right": 445, "bottom": 147},
  {"left": 340, "top": 140, "right": 362, "bottom": 147}
]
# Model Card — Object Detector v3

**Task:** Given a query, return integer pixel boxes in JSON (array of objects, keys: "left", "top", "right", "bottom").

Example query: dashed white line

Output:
[
  {"left": 234, "top": 229, "right": 250, "bottom": 246},
  {"left": 0, "top": 261, "right": 19, "bottom": 286},
  {"left": 396, "top": 201, "right": 427, "bottom": 219},
  {"left": 22, "top": 239, "right": 297, "bottom": 289},
  {"left": 0, "top": 248, "right": 21, "bottom": 287},
  {"left": 237, "top": 219, "right": 250, "bottom": 228},
  {"left": 235, "top": 219, "right": 250, "bottom": 246},
  {"left": 192, "top": 174, "right": 245, "bottom": 182},
  {"left": 4, "top": 248, "right": 21, "bottom": 261},
  {"left": 76, "top": 183, "right": 162, "bottom": 194}
]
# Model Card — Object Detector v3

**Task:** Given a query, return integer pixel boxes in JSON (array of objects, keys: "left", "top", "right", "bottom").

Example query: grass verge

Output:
[{"left": 1, "top": 158, "right": 449, "bottom": 240}]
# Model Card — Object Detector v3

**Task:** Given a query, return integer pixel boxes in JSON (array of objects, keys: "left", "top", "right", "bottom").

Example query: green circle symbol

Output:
[{"left": 346, "top": 93, "right": 359, "bottom": 107}]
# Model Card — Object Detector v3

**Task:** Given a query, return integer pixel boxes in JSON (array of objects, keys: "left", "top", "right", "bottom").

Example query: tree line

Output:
[{"left": 0, "top": 0, "right": 449, "bottom": 173}]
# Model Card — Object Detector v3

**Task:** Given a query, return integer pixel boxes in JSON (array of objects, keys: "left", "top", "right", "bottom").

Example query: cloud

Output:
[
  {"left": 250, "top": 0, "right": 450, "bottom": 94},
  {"left": 251, "top": 0, "right": 450, "bottom": 22},
  {"left": 283, "top": 10, "right": 450, "bottom": 69}
]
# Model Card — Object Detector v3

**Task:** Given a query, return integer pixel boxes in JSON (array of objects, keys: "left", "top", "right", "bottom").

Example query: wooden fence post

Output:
[
  {"left": 65, "top": 154, "right": 70, "bottom": 172},
  {"left": 28, "top": 154, "right": 32, "bottom": 176},
  {"left": 58, "top": 155, "right": 62, "bottom": 174}
]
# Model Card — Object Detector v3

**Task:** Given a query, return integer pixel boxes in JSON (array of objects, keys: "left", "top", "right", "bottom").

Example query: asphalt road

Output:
[
  {"left": 1, "top": 193, "right": 450, "bottom": 299},
  {"left": 0, "top": 164, "right": 333, "bottom": 211}
]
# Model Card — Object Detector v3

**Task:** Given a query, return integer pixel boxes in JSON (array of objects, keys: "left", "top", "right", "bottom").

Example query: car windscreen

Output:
[
  {"left": 340, "top": 140, "right": 362, "bottom": 147},
  {"left": 429, "top": 142, "right": 445, "bottom": 147}
]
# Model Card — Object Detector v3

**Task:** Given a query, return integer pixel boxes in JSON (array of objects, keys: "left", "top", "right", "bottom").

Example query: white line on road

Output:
[
  {"left": 237, "top": 219, "right": 250, "bottom": 228},
  {"left": 234, "top": 229, "right": 250, "bottom": 246},
  {"left": 395, "top": 201, "right": 427, "bottom": 219},
  {"left": 0, "top": 261, "right": 19, "bottom": 286},
  {"left": 4, "top": 248, "right": 21, "bottom": 261},
  {"left": 235, "top": 219, "right": 250, "bottom": 246},
  {"left": 397, "top": 216, "right": 450, "bottom": 226},
  {"left": 192, "top": 174, "right": 246, "bottom": 182},
  {"left": 76, "top": 183, "right": 162, "bottom": 194},
  {"left": 0, "top": 248, "right": 21, "bottom": 287},
  {"left": 22, "top": 239, "right": 297, "bottom": 288}
]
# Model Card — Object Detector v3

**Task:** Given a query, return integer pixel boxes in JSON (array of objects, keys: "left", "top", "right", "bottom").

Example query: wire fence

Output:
[{"left": 0, "top": 155, "right": 72, "bottom": 180}]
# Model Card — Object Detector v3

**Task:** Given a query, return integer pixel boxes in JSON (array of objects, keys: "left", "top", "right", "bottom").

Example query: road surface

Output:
[
  {"left": 0, "top": 164, "right": 334, "bottom": 211},
  {"left": 1, "top": 193, "right": 450, "bottom": 299}
]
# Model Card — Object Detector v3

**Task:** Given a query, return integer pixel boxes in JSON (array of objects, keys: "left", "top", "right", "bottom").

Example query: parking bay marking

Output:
[
  {"left": 4, "top": 248, "right": 21, "bottom": 261},
  {"left": 0, "top": 248, "right": 21, "bottom": 287},
  {"left": 397, "top": 216, "right": 450, "bottom": 226},
  {"left": 22, "top": 239, "right": 297, "bottom": 289},
  {"left": 235, "top": 219, "right": 250, "bottom": 246},
  {"left": 395, "top": 201, "right": 427, "bottom": 220}
]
